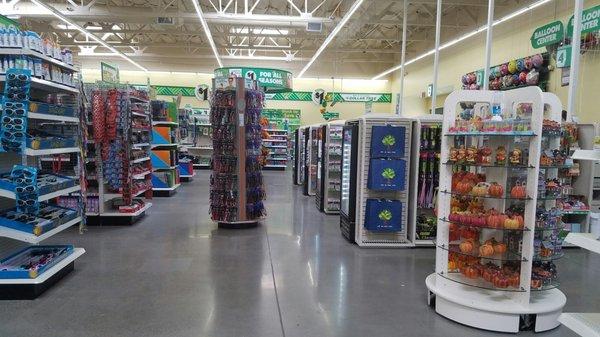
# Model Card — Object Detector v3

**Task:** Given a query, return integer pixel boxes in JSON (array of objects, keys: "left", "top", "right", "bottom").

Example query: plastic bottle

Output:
[{"left": 491, "top": 91, "right": 503, "bottom": 121}]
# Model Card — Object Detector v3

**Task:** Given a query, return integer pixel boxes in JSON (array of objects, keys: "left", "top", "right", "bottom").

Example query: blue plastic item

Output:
[
  {"left": 364, "top": 199, "right": 403, "bottom": 232},
  {"left": 0, "top": 245, "right": 74, "bottom": 279},
  {"left": 370, "top": 125, "right": 406, "bottom": 158},
  {"left": 367, "top": 158, "right": 406, "bottom": 191}
]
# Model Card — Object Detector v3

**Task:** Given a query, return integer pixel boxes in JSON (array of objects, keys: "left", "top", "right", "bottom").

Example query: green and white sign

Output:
[
  {"left": 322, "top": 112, "right": 340, "bottom": 121},
  {"left": 214, "top": 67, "right": 293, "bottom": 93},
  {"left": 101, "top": 62, "right": 119, "bottom": 83},
  {"left": 531, "top": 21, "right": 564, "bottom": 48},
  {"left": 0, "top": 15, "right": 19, "bottom": 30},
  {"left": 567, "top": 4, "right": 600, "bottom": 36},
  {"left": 556, "top": 45, "right": 572, "bottom": 68},
  {"left": 262, "top": 109, "right": 301, "bottom": 132}
]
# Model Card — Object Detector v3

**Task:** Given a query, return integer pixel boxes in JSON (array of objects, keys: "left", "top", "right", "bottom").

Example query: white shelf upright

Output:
[{"left": 426, "top": 87, "right": 567, "bottom": 333}]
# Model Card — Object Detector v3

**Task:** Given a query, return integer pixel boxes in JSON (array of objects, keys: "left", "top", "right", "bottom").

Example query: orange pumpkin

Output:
[
  {"left": 479, "top": 243, "right": 494, "bottom": 257},
  {"left": 487, "top": 213, "right": 508, "bottom": 229},
  {"left": 459, "top": 240, "right": 475, "bottom": 253},
  {"left": 471, "top": 182, "right": 489, "bottom": 197},
  {"left": 488, "top": 182, "right": 504, "bottom": 197},
  {"left": 510, "top": 183, "right": 527, "bottom": 199},
  {"left": 455, "top": 181, "right": 474, "bottom": 194},
  {"left": 513, "top": 214, "right": 524, "bottom": 226},
  {"left": 508, "top": 273, "right": 520, "bottom": 288},
  {"left": 448, "top": 260, "right": 457, "bottom": 270},
  {"left": 493, "top": 242, "right": 507, "bottom": 254},
  {"left": 504, "top": 217, "right": 521, "bottom": 229},
  {"left": 464, "top": 266, "right": 480, "bottom": 279}
]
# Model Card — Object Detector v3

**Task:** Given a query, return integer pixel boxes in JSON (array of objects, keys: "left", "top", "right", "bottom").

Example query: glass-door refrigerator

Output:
[
  {"left": 340, "top": 121, "right": 359, "bottom": 242},
  {"left": 315, "top": 126, "right": 325, "bottom": 210},
  {"left": 319, "top": 121, "right": 344, "bottom": 214},
  {"left": 293, "top": 128, "right": 306, "bottom": 185},
  {"left": 303, "top": 125, "right": 320, "bottom": 196}
]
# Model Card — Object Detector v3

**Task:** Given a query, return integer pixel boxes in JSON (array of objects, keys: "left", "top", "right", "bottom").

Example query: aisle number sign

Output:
[
  {"left": 531, "top": 21, "right": 564, "bottom": 49},
  {"left": 567, "top": 4, "right": 600, "bottom": 36},
  {"left": 556, "top": 45, "right": 572, "bottom": 68}
]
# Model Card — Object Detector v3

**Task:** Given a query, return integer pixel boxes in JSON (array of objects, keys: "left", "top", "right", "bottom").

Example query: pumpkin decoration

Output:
[
  {"left": 493, "top": 242, "right": 507, "bottom": 254},
  {"left": 478, "top": 147, "right": 493, "bottom": 164},
  {"left": 496, "top": 146, "right": 507, "bottom": 165},
  {"left": 488, "top": 182, "right": 504, "bottom": 197},
  {"left": 448, "top": 260, "right": 458, "bottom": 271},
  {"left": 508, "top": 273, "right": 520, "bottom": 288},
  {"left": 487, "top": 212, "right": 508, "bottom": 229},
  {"left": 510, "top": 182, "right": 527, "bottom": 199},
  {"left": 459, "top": 227, "right": 479, "bottom": 240},
  {"left": 464, "top": 266, "right": 480, "bottom": 279},
  {"left": 504, "top": 217, "right": 522, "bottom": 230},
  {"left": 466, "top": 147, "right": 478, "bottom": 163},
  {"left": 471, "top": 182, "right": 489, "bottom": 197},
  {"left": 479, "top": 243, "right": 494, "bottom": 257},
  {"left": 455, "top": 180, "right": 474, "bottom": 195},
  {"left": 493, "top": 274, "right": 509, "bottom": 288},
  {"left": 459, "top": 239, "right": 475, "bottom": 253}
]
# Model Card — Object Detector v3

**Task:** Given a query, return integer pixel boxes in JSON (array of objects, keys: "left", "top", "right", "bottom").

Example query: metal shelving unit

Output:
[
  {"left": 263, "top": 129, "right": 289, "bottom": 170},
  {"left": 150, "top": 101, "right": 181, "bottom": 197}
]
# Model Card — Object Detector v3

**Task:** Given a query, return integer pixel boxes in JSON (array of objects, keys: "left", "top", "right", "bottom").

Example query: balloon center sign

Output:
[{"left": 214, "top": 67, "right": 293, "bottom": 93}]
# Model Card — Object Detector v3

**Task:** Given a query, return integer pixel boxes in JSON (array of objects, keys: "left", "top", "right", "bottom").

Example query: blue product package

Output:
[
  {"left": 367, "top": 158, "right": 406, "bottom": 191},
  {"left": 364, "top": 199, "right": 403, "bottom": 232},
  {"left": 370, "top": 125, "right": 406, "bottom": 158}
]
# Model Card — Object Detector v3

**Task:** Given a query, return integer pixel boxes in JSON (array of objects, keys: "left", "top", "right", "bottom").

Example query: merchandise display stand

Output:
[
  {"left": 340, "top": 115, "right": 414, "bottom": 247},
  {"left": 182, "top": 108, "right": 212, "bottom": 170},
  {"left": 0, "top": 41, "right": 85, "bottom": 298},
  {"left": 293, "top": 128, "right": 306, "bottom": 185},
  {"left": 316, "top": 120, "right": 344, "bottom": 214},
  {"left": 410, "top": 115, "right": 443, "bottom": 246},
  {"left": 177, "top": 108, "right": 195, "bottom": 182},
  {"left": 263, "top": 128, "right": 288, "bottom": 170},
  {"left": 303, "top": 124, "right": 321, "bottom": 196},
  {"left": 426, "top": 87, "right": 567, "bottom": 333},
  {"left": 82, "top": 85, "right": 153, "bottom": 226},
  {"left": 150, "top": 101, "right": 181, "bottom": 197},
  {"left": 209, "top": 77, "right": 266, "bottom": 229}
]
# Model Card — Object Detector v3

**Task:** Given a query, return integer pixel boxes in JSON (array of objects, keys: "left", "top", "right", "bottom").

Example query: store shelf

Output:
[
  {"left": 267, "top": 158, "right": 288, "bottom": 161},
  {"left": 561, "top": 210, "right": 590, "bottom": 215},
  {"left": 151, "top": 144, "right": 178, "bottom": 149},
  {"left": 24, "top": 147, "right": 80, "bottom": 156},
  {"left": 154, "top": 165, "right": 177, "bottom": 170},
  {"left": 0, "top": 248, "right": 85, "bottom": 285},
  {"left": 132, "top": 143, "right": 150, "bottom": 148},
  {"left": 0, "top": 185, "right": 80, "bottom": 202},
  {"left": 564, "top": 233, "right": 600, "bottom": 254},
  {"left": 437, "top": 243, "right": 526, "bottom": 262},
  {"left": 28, "top": 113, "right": 79, "bottom": 123},
  {"left": 265, "top": 145, "right": 287, "bottom": 149},
  {"left": 180, "top": 172, "right": 196, "bottom": 178},
  {"left": 438, "top": 272, "right": 525, "bottom": 292},
  {"left": 559, "top": 313, "right": 600, "bottom": 337},
  {"left": 153, "top": 184, "right": 181, "bottom": 191},
  {"left": 571, "top": 149, "right": 600, "bottom": 162},
  {"left": 443, "top": 162, "right": 535, "bottom": 169},
  {"left": 0, "top": 216, "right": 81, "bottom": 244},
  {"left": 0, "top": 75, "right": 78, "bottom": 94},
  {"left": 130, "top": 96, "right": 149, "bottom": 103},
  {"left": 131, "top": 156, "right": 150, "bottom": 164},
  {"left": 263, "top": 139, "right": 287, "bottom": 143},
  {"left": 96, "top": 203, "right": 152, "bottom": 217},
  {"left": 446, "top": 131, "right": 536, "bottom": 137},
  {"left": 438, "top": 217, "right": 530, "bottom": 231},
  {"left": 132, "top": 111, "right": 150, "bottom": 118},
  {"left": 193, "top": 163, "right": 210, "bottom": 168},
  {"left": 439, "top": 190, "right": 533, "bottom": 200},
  {"left": 186, "top": 146, "right": 213, "bottom": 150},
  {"left": 152, "top": 121, "right": 178, "bottom": 126},
  {"left": 264, "top": 164, "right": 287, "bottom": 168},
  {"left": 0, "top": 48, "right": 78, "bottom": 72},
  {"left": 132, "top": 171, "right": 152, "bottom": 179}
]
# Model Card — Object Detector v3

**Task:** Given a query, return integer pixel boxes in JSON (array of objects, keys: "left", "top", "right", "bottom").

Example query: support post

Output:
[
  {"left": 483, "top": 0, "right": 494, "bottom": 90},
  {"left": 398, "top": 0, "right": 408, "bottom": 115},
  {"left": 567, "top": 0, "right": 583, "bottom": 121},
  {"left": 430, "top": 0, "right": 442, "bottom": 115}
]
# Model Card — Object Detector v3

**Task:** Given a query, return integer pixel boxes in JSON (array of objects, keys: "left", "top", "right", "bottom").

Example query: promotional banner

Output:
[
  {"left": 0, "top": 14, "right": 19, "bottom": 30},
  {"left": 261, "top": 109, "right": 301, "bottom": 132},
  {"left": 214, "top": 67, "right": 293, "bottom": 92},
  {"left": 101, "top": 62, "right": 119, "bottom": 84}
]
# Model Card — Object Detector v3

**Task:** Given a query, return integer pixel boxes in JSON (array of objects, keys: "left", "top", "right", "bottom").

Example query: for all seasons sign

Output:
[
  {"left": 531, "top": 21, "right": 564, "bottom": 48},
  {"left": 213, "top": 67, "right": 292, "bottom": 93}
]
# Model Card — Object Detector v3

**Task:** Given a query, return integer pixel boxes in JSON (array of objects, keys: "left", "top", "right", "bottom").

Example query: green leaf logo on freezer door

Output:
[
  {"left": 382, "top": 134, "right": 396, "bottom": 150},
  {"left": 381, "top": 168, "right": 396, "bottom": 184},
  {"left": 378, "top": 209, "right": 393, "bottom": 224}
]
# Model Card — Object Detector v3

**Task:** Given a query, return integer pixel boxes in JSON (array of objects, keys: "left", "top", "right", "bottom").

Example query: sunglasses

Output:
[
  {"left": 6, "top": 92, "right": 28, "bottom": 100},
  {"left": 15, "top": 177, "right": 34, "bottom": 184},
  {"left": 3, "top": 131, "right": 24, "bottom": 140},
  {"left": 4, "top": 102, "right": 25, "bottom": 109},
  {"left": 11, "top": 168, "right": 37, "bottom": 177},
  {"left": 3, "top": 124, "right": 24, "bottom": 131},
  {"left": 4, "top": 108, "right": 26, "bottom": 117},
  {"left": 17, "top": 199, "right": 37, "bottom": 206},
  {"left": 2, "top": 117, "right": 24, "bottom": 125},
  {"left": 7, "top": 73, "right": 30, "bottom": 82},
  {"left": 16, "top": 185, "right": 37, "bottom": 193}
]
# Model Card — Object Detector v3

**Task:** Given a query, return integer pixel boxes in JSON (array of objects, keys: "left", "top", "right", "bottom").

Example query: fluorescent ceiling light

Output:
[
  {"left": 230, "top": 28, "right": 289, "bottom": 35},
  {"left": 191, "top": 0, "right": 223, "bottom": 68},
  {"left": 371, "top": 0, "right": 552, "bottom": 80},
  {"left": 30, "top": 0, "right": 148, "bottom": 72},
  {"left": 297, "top": 0, "right": 364, "bottom": 78}
]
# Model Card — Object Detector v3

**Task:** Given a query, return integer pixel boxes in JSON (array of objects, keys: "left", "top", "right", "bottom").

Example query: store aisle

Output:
[{"left": 0, "top": 171, "right": 598, "bottom": 337}]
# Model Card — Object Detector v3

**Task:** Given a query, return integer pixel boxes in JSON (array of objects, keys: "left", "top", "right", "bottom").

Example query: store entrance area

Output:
[{"left": 0, "top": 171, "right": 597, "bottom": 337}]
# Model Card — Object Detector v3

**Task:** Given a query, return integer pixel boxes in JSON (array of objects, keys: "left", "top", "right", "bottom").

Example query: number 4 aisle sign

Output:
[{"left": 556, "top": 45, "right": 572, "bottom": 68}]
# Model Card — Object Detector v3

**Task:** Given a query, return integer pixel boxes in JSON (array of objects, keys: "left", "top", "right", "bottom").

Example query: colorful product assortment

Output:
[
  {"left": 0, "top": 245, "right": 74, "bottom": 279},
  {"left": 0, "top": 203, "right": 78, "bottom": 236},
  {"left": 11, "top": 165, "right": 39, "bottom": 215},
  {"left": 461, "top": 53, "right": 545, "bottom": 91},
  {"left": 209, "top": 88, "right": 266, "bottom": 222},
  {"left": 1, "top": 69, "right": 30, "bottom": 153},
  {"left": 449, "top": 102, "right": 534, "bottom": 135},
  {"left": 416, "top": 124, "right": 441, "bottom": 241}
]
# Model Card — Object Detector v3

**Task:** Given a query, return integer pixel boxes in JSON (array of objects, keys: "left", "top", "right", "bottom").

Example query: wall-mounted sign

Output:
[
  {"left": 195, "top": 84, "right": 210, "bottom": 101},
  {"left": 531, "top": 21, "right": 564, "bottom": 49},
  {"left": 214, "top": 67, "right": 293, "bottom": 93},
  {"left": 322, "top": 112, "right": 339, "bottom": 121},
  {"left": 262, "top": 109, "right": 301, "bottom": 132},
  {"left": 567, "top": 4, "right": 600, "bottom": 36},
  {"left": 312, "top": 89, "right": 326, "bottom": 105},
  {"left": 101, "top": 62, "right": 119, "bottom": 83},
  {"left": 556, "top": 45, "right": 572, "bottom": 68}
]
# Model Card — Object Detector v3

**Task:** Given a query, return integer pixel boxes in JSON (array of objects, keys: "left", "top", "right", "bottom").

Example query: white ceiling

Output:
[{"left": 3, "top": 0, "right": 538, "bottom": 78}]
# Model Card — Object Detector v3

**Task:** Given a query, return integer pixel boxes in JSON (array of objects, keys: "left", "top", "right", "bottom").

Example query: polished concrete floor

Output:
[{"left": 1, "top": 171, "right": 599, "bottom": 337}]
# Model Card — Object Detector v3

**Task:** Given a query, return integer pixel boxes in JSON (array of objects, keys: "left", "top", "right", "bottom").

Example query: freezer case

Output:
[
  {"left": 293, "top": 128, "right": 305, "bottom": 185},
  {"left": 340, "top": 122, "right": 359, "bottom": 242},
  {"left": 315, "top": 125, "right": 326, "bottom": 211}
]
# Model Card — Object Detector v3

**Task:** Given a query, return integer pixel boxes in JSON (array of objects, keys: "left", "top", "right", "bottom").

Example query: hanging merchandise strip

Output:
[
  {"left": 1, "top": 68, "right": 31, "bottom": 153},
  {"left": 245, "top": 90, "right": 266, "bottom": 220},
  {"left": 11, "top": 165, "right": 39, "bottom": 215}
]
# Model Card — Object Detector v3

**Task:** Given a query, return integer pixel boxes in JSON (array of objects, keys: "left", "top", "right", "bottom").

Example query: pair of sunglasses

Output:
[
  {"left": 6, "top": 92, "right": 28, "bottom": 100},
  {"left": 7, "top": 73, "right": 30, "bottom": 82},
  {"left": 3, "top": 124, "right": 24, "bottom": 131},
  {"left": 16, "top": 185, "right": 37, "bottom": 193},
  {"left": 2, "top": 116, "right": 24, "bottom": 125},
  {"left": 17, "top": 199, "right": 37, "bottom": 206},
  {"left": 4, "top": 102, "right": 25, "bottom": 109},
  {"left": 15, "top": 177, "right": 34, "bottom": 184},
  {"left": 11, "top": 167, "right": 37, "bottom": 177},
  {"left": 3, "top": 131, "right": 25, "bottom": 140},
  {"left": 4, "top": 108, "right": 26, "bottom": 117}
]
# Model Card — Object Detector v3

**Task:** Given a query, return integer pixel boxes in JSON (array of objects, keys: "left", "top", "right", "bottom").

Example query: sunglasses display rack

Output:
[
  {"left": 210, "top": 77, "right": 266, "bottom": 228},
  {"left": 409, "top": 116, "right": 443, "bottom": 247},
  {"left": 0, "top": 62, "right": 85, "bottom": 299},
  {"left": 180, "top": 108, "right": 212, "bottom": 170},
  {"left": 316, "top": 121, "right": 344, "bottom": 214},
  {"left": 426, "top": 88, "right": 567, "bottom": 333},
  {"left": 81, "top": 84, "right": 153, "bottom": 225},
  {"left": 151, "top": 100, "right": 181, "bottom": 197},
  {"left": 262, "top": 129, "right": 289, "bottom": 170}
]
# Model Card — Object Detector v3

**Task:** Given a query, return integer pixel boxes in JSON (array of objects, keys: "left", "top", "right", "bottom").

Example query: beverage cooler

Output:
[
  {"left": 409, "top": 116, "right": 443, "bottom": 246},
  {"left": 340, "top": 121, "right": 359, "bottom": 242},
  {"left": 303, "top": 124, "right": 321, "bottom": 196},
  {"left": 293, "top": 128, "right": 306, "bottom": 186},
  {"left": 316, "top": 121, "right": 345, "bottom": 213}
]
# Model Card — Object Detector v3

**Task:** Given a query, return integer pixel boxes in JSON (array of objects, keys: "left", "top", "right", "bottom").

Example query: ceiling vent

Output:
[
  {"left": 156, "top": 17, "right": 175, "bottom": 25},
  {"left": 306, "top": 22, "right": 322, "bottom": 32}
]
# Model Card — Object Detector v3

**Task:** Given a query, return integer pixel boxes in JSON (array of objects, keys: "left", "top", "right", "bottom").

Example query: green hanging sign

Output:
[
  {"left": 531, "top": 21, "right": 564, "bottom": 48},
  {"left": 214, "top": 67, "right": 293, "bottom": 93},
  {"left": 556, "top": 45, "right": 572, "bottom": 68},
  {"left": 322, "top": 112, "right": 340, "bottom": 121},
  {"left": 101, "top": 62, "right": 119, "bottom": 84},
  {"left": 262, "top": 109, "right": 301, "bottom": 132},
  {"left": 0, "top": 15, "right": 19, "bottom": 30},
  {"left": 567, "top": 4, "right": 600, "bottom": 36}
]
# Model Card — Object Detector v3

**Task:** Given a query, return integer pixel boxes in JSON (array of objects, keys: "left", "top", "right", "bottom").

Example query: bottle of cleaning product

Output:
[{"left": 491, "top": 91, "right": 503, "bottom": 121}]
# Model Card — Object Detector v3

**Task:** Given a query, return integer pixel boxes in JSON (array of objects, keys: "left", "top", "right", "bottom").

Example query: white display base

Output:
[
  {"left": 426, "top": 273, "right": 565, "bottom": 333},
  {"left": 0, "top": 248, "right": 85, "bottom": 284},
  {"left": 564, "top": 233, "right": 600, "bottom": 254},
  {"left": 559, "top": 313, "right": 600, "bottom": 337}
]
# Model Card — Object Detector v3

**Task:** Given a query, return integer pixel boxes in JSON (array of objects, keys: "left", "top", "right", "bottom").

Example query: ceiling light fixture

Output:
[
  {"left": 191, "top": 0, "right": 223, "bottom": 68},
  {"left": 297, "top": 0, "right": 365, "bottom": 78},
  {"left": 30, "top": 0, "right": 148, "bottom": 72},
  {"left": 371, "top": 0, "right": 552, "bottom": 80}
]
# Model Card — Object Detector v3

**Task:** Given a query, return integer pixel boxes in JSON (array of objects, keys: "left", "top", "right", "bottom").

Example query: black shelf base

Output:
[
  {"left": 263, "top": 166, "right": 286, "bottom": 171},
  {"left": 0, "top": 262, "right": 75, "bottom": 300},
  {"left": 86, "top": 212, "right": 147, "bottom": 226},
  {"left": 153, "top": 189, "right": 178, "bottom": 197},
  {"left": 180, "top": 176, "right": 194, "bottom": 182},
  {"left": 218, "top": 221, "right": 259, "bottom": 229}
]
